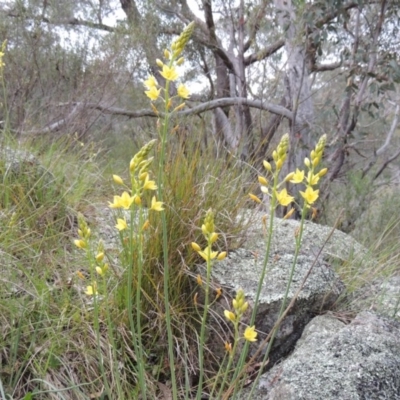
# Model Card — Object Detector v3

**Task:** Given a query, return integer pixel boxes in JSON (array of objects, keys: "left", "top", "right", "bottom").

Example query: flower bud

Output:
[
  {"left": 210, "top": 232, "right": 218, "bottom": 243},
  {"left": 318, "top": 168, "right": 328, "bottom": 177},
  {"left": 164, "top": 49, "right": 171, "bottom": 60},
  {"left": 217, "top": 251, "right": 227, "bottom": 261},
  {"left": 176, "top": 57, "right": 185, "bottom": 66},
  {"left": 191, "top": 242, "right": 201, "bottom": 252},
  {"left": 258, "top": 176, "right": 268, "bottom": 186},
  {"left": 156, "top": 59, "right": 164, "bottom": 68},
  {"left": 113, "top": 175, "right": 124, "bottom": 185},
  {"left": 263, "top": 160, "right": 272, "bottom": 172},
  {"left": 304, "top": 157, "right": 311, "bottom": 168}
]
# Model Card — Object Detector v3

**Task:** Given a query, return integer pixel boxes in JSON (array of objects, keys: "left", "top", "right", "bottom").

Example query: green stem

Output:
[
  {"left": 196, "top": 244, "right": 212, "bottom": 399},
  {"left": 246, "top": 201, "right": 307, "bottom": 399},
  {"left": 233, "top": 171, "right": 279, "bottom": 386},
  {"left": 157, "top": 73, "right": 178, "bottom": 400}
]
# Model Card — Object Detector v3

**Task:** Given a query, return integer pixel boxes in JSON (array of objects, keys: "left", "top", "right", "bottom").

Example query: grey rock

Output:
[
  {"left": 243, "top": 311, "right": 400, "bottom": 400},
  {"left": 211, "top": 213, "right": 364, "bottom": 363}
]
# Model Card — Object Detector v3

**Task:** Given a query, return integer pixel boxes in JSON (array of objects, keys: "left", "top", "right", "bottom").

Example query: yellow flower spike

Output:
[
  {"left": 144, "top": 75, "right": 158, "bottom": 89},
  {"left": 258, "top": 176, "right": 268, "bottom": 186},
  {"left": 275, "top": 188, "right": 295, "bottom": 207},
  {"left": 142, "top": 219, "right": 150, "bottom": 231},
  {"left": 217, "top": 251, "right": 227, "bottom": 261},
  {"left": 95, "top": 252, "right": 105, "bottom": 262},
  {"left": 318, "top": 168, "right": 328, "bottom": 178},
  {"left": 176, "top": 57, "right": 185, "bottom": 66},
  {"left": 156, "top": 58, "right": 164, "bottom": 68},
  {"left": 143, "top": 176, "right": 158, "bottom": 191},
  {"left": 304, "top": 157, "right": 311, "bottom": 168},
  {"left": 113, "top": 175, "right": 124, "bottom": 185},
  {"left": 145, "top": 86, "right": 161, "bottom": 101},
  {"left": 177, "top": 83, "right": 190, "bottom": 99},
  {"left": 150, "top": 196, "right": 164, "bottom": 212},
  {"left": 249, "top": 193, "right": 262, "bottom": 203},
  {"left": 224, "top": 310, "right": 236, "bottom": 323},
  {"left": 244, "top": 325, "right": 258, "bottom": 342},
  {"left": 215, "top": 287, "right": 222, "bottom": 299},
  {"left": 109, "top": 191, "right": 134, "bottom": 209},
  {"left": 300, "top": 186, "right": 319, "bottom": 205},
  {"left": 263, "top": 160, "right": 272, "bottom": 172},
  {"left": 164, "top": 49, "right": 171, "bottom": 60},
  {"left": 203, "top": 209, "right": 215, "bottom": 234},
  {"left": 224, "top": 342, "right": 232, "bottom": 354},
  {"left": 85, "top": 283, "right": 98, "bottom": 296},
  {"left": 283, "top": 208, "right": 296, "bottom": 220},
  {"left": 290, "top": 169, "right": 305, "bottom": 184},
  {"left": 316, "top": 134, "right": 327, "bottom": 153},
  {"left": 210, "top": 232, "right": 219, "bottom": 243},
  {"left": 172, "top": 21, "right": 195, "bottom": 57},
  {"left": 191, "top": 242, "right": 201, "bottom": 252},
  {"left": 161, "top": 65, "right": 179, "bottom": 81},
  {"left": 115, "top": 218, "right": 128, "bottom": 231},
  {"left": 196, "top": 274, "right": 203, "bottom": 286},
  {"left": 277, "top": 133, "right": 289, "bottom": 159},
  {"left": 74, "top": 239, "right": 87, "bottom": 249}
]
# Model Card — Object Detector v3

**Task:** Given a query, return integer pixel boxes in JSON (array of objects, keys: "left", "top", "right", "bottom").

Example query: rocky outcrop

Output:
[
  {"left": 210, "top": 214, "right": 366, "bottom": 365},
  {"left": 242, "top": 311, "right": 400, "bottom": 399}
]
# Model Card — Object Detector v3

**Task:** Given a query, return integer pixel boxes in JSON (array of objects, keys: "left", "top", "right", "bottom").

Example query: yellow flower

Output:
[
  {"left": 249, "top": 193, "right": 262, "bottom": 203},
  {"left": 307, "top": 171, "right": 320, "bottom": 186},
  {"left": 145, "top": 86, "right": 161, "bottom": 101},
  {"left": 244, "top": 325, "right": 257, "bottom": 342},
  {"left": 198, "top": 246, "right": 218, "bottom": 261},
  {"left": 143, "top": 176, "right": 158, "bottom": 191},
  {"left": 113, "top": 175, "right": 124, "bottom": 185},
  {"left": 224, "top": 310, "right": 236, "bottom": 322},
  {"left": 74, "top": 239, "right": 87, "bottom": 249},
  {"left": 115, "top": 218, "right": 128, "bottom": 231},
  {"left": 160, "top": 65, "right": 179, "bottom": 81},
  {"left": 177, "top": 83, "right": 190, "bottom": 99},
  {"left": 85, "top": 283, "right": 97, "bottom": 296},
  {"left": 144, "top": 75, "right": 158, "bottom": 89},
  {"left": 300, "top": 186, "right": 319, "bottom": 205},
  {"left": 109, "top": 192, "right": 134, "bottom": 209},
  {"left": 290, "top": 169, "right": 305, "bottom": 184},
  {"left": 150, "top": 196, "right": 164, "bottom": 212},
  {"left": 275, "top": 188, "right": 294, "bottom": 206}
]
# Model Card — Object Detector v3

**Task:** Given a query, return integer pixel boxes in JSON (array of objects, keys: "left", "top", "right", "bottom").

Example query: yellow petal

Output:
[{"left": 243, "top": 325, "right": 257, "bottom": 342}]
